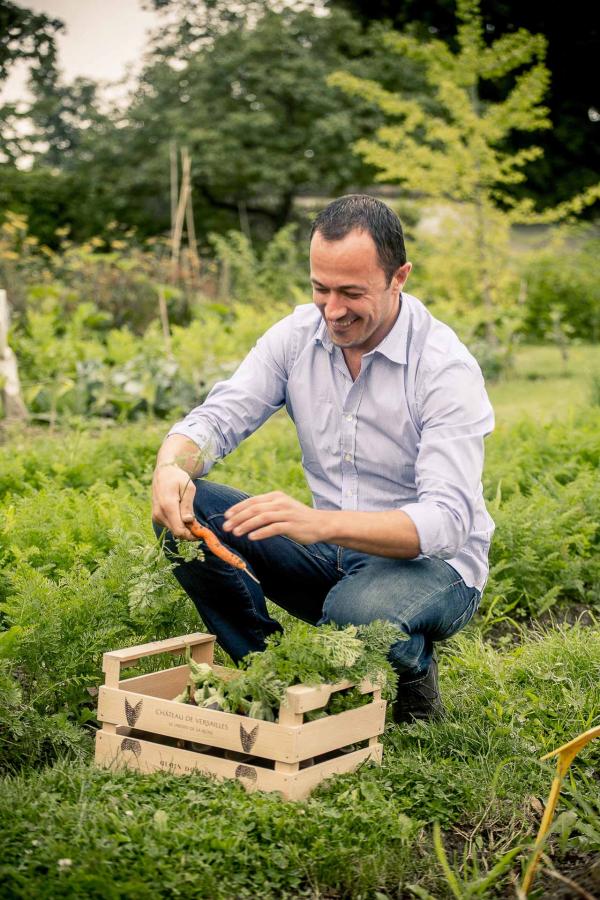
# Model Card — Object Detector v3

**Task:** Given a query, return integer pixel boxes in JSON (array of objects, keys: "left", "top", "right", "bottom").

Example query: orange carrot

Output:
[{"left": 188, "top": 519, "right": 260, "bottom": 584}]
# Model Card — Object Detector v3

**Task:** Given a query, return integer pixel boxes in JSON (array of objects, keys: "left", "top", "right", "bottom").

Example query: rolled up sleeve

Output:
[
  {"left": 400, "top": 360, "right": 494, "bottom": 559},
  {"left": 167, "top": 315, "right": 291, "bottom": 475}
]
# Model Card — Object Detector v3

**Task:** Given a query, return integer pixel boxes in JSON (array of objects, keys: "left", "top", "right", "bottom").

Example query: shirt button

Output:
[
  {"left": 344, "top": 453, "right": 352, "bottom": 461},
  {"left": 345, "top": 414, "right": 353, "bottom": 422},
  {"left": 346, "top": 489, "right": 353, "bottom": 496}
]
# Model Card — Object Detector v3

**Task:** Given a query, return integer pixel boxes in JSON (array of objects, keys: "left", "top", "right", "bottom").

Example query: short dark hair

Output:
[{"left": 310, "top": 194, "right": 407, "bottom": 285}]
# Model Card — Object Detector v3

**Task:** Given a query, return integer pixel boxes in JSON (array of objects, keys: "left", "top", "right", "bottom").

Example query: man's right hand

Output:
[{"left": 152, "top": 435, "right": 206, "bottom": 540}]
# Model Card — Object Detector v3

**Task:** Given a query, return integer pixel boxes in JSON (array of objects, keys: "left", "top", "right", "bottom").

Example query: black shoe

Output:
[{"left": 392, "top": 656, "right": 445, "bottom": 724}]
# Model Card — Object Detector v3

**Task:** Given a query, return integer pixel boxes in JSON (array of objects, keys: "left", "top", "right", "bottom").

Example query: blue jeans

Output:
[{"left": 154, "top": 480, "right": 481, "bottom": 679}]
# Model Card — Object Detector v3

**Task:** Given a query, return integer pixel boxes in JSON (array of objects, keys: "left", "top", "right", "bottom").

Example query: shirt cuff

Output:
[
  {"left": 166, "top": 424, "right": 218, "bottom": 476},
  {"left": 399, "top": 501, "right": 455, "bottom": 559}
]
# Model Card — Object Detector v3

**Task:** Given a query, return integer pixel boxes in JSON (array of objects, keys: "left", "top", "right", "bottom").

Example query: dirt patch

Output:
[
  {"left": 534, "top": 851, "right": 600, "bottom": 899},
  {"left": 482, "top": 603, "right": 598, "bottom": 647}
]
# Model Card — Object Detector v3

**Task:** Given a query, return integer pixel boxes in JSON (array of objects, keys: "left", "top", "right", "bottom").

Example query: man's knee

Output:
[{"left": 321, "top": 579, "right": 399, "bottom": 628}]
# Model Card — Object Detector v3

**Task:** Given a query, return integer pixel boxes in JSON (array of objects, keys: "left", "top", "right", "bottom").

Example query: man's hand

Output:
[
  {"left": 224, "top": 494, "right": 421, "bottom": 558},
  {"left": 152, "top": 434, "right": 207, "bottom": 540},
  {"left": 223, "top": 491, "right": 325, "bottom": 545},
  {"left": 152, "top": 463, "right": 198, "bottom": 540}
]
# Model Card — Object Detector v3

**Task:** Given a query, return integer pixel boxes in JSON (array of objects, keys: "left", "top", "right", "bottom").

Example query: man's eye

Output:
[
  {"left": 344, "top": 294, "right": 362, "bottom": 300},
  {"left": 314, "top": 287, "right": 329, "bottom": 294}
]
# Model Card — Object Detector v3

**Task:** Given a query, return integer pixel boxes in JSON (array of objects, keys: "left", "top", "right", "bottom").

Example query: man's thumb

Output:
[{"left": 179, "top": 479, "right": 196, "bottom": 524}]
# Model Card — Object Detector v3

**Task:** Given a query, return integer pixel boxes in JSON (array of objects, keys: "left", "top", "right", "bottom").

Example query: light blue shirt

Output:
[{"left": 169, "top": 293, "right": 496, "bottom": 592}]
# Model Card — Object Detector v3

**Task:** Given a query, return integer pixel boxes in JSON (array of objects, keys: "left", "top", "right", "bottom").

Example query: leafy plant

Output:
[
  {"left": 0, "top": 660, "right": 90, "bottom": 774},
  {"left": 176, "top": 620, "right": 401, "bottom": 720},
  {"left": 407, "top": 822, "right": 522, "bottom": 898}
]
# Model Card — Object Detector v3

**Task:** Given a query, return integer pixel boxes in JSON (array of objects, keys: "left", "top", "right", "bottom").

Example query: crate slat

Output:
[
  {"left": 103, "top": 633, "right": 215, "bottom": 667},
  {"left": 295, "top": 700, "right": 386, "bottom": 759},
  {"left": 289, "top": 743, "right": 383, "bottom": 800},
  {"left": 284, "top": 677, "right": 378, "bottom": 714},
  {"left": 98, "top": 686, "right": 299, "bottom": 762},
  {"left": 95, "top": 730, "right": 382, "bottom": 801},
  {"left": 118, "top": 665, "right": 189, "bottom": 699}
]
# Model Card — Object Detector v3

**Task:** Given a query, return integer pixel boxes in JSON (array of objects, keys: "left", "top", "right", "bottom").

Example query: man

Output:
[{"left": 152, "top": 194, "right": 495, "bottom": 723}]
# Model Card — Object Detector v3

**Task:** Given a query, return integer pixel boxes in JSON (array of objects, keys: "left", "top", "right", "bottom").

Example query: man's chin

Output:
[{"left": 328, "top": 324, "right": 365, "bottom": 347}]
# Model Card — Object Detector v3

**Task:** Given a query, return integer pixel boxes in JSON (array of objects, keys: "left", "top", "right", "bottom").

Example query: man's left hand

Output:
[{"left": 222, "top": 491, "right": 325, "bottom": 545}]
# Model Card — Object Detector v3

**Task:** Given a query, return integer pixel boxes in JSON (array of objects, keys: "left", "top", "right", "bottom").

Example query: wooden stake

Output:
[
  {"left": 0, "top": 289, "right": 27, "bottom": 420},
  {"left": 238, "top": 199, "right": 251, "bottom": 242},
  {"left": 171, "top": 147, "right": 191, "bottom": 279},
  {"left": 157, "top": 287, "right": 172, "bottom": 358},
  {"left": 184, "top": 152, "right": 201, "bottom": 283},
  {"left": 170, "top": 141, "right": 178, "bottom": 244}
]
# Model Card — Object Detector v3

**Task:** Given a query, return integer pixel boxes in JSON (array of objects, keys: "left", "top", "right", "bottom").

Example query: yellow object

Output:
[{"left": 522, "top": 724, "right": 600, "bottom": 895}]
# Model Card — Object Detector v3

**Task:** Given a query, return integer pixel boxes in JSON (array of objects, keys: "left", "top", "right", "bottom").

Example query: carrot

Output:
[{"left": 188, "top": 519, "right": 260, "bottom": 585}]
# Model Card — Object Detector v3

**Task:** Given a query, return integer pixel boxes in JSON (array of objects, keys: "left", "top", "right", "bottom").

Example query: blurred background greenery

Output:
[{"left": 0, "top": 0, "right": 598, "bottom": 424}]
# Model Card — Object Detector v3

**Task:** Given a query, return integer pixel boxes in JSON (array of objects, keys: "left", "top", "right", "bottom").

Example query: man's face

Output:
[{"left": 309, "top": 228, "right": 412, "bottom": 354}]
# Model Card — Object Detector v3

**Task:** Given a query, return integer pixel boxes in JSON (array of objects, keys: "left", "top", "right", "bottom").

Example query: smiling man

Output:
[{"left": 152, "top": 194, "right": 495, "bottom": 723}]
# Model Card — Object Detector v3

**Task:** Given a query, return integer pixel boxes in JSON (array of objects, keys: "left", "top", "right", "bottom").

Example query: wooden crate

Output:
[{"left": 94, "top": 632, "right": 387, "bottom": 801}]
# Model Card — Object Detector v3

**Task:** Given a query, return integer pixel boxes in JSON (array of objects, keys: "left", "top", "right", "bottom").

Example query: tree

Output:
[
  {"left": 0, "top": 0, "right": 63, "bottom": 163},
  {"left": 329, "top": 0, "right": 600, "bottom": 211},
  {"left": 103, "top": 3, "right": 425, "bottom": 241},
  {"left": 329, "top": 0, "right": 600, "bottom": 344},
  {"left": 6, "top": 2, "right": 428, "bottom": 245}
]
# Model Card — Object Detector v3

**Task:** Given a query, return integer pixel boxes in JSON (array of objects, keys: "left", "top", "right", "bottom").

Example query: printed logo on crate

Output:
[
  {"left": 121, "top": 700, "right": 143, "bottom": 757},
  {"left": 239, "top": 723, "right": 259, "bottom": 752},
  {"left": 235, "top": 764, "right": 258, "bottom": 783},
  {"left": 121, "top": 693, "right": 232, "bottom": 740},
  {"left": 120, "top": 738, "right": 142, "bottom": 757},
  {"left": 125, "top": 699, "right": 143, "bottom": 726}
]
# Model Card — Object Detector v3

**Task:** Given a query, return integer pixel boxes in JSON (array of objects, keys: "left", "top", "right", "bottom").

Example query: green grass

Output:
[
  {"left": 487, "top": 343, "right": 600, "bottom": 425},
  {"left": 1, "top": 625, "right": 598, "bottom": 900},
  {"left": 1, "top": 344, "right": 599, "bottom": 898}
]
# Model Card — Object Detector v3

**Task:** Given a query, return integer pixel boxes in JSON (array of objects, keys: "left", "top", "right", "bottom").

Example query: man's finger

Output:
[
  {"left": 163, "top": 515, "right": 196, "bottom": 541},
  {"left": 224, "top": 491, "right": 287, "bottom": 518},
  {"left": 157, "top": 493, "right": 196, "bottom": 540},
  {"left": 224, "top": 501, "right": 285, "bottom": 532},
  {"left": 229, "top": 510, "right": 287, "bottom": 537},
  {"left": 247, "top": 523, "right": 287, "bottom": 541}
]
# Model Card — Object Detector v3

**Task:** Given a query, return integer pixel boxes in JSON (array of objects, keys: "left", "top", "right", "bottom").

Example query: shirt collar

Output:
[{"left": 314, "top": 294, "right": 409, "bottom": 365}]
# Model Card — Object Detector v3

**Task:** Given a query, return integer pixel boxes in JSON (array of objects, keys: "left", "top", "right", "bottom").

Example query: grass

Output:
[
  {"left": 0, "top": 343, "right": 599, "bottom": 898},
  {"left": 487, "top": 343, "right": 600, "bottom": 425},
  {"left": 1, "top": 625, "right": 598, "bottom": 899}
]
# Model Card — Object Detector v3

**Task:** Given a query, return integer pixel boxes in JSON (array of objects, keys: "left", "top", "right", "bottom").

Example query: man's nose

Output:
[{"left": 324, "top": 293, "right": 350, "bottom": 318}]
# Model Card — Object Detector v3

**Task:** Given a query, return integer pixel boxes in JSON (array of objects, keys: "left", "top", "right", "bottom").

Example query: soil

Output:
[
  {"left": 483, "top": 603, "right": 598, "bottom": 647},
  {"left": 532, "top": 850, "right": 600, "bottom": 898}
]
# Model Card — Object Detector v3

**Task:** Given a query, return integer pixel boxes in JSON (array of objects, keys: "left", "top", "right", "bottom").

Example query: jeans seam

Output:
[
  {"left": 437, "top": 589, "right": 479, "bottom": 639},
  {"left": 400, "top": 577, "right": 464, "bottom": 624}
]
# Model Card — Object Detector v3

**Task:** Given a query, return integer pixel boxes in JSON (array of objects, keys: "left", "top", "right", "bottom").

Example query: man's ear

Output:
[{"left": 394, "top": 261, "right": 412, "bottom": 292}]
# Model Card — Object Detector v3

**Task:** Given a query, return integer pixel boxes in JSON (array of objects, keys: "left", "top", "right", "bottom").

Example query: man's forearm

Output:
[
  {"left": 156, "top": 434, "right": 207, "bottom": 477},
  {"left": 317, "top": 508, "right": 421, "bottom": 558}
]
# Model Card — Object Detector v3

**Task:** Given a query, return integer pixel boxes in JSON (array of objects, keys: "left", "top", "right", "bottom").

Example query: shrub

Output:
[
  {"left": 0, "top": 661, "right": 90, "bottom": 774},
  {"left": 518, "top": 226, "right": 600, "bottom": 343}
]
